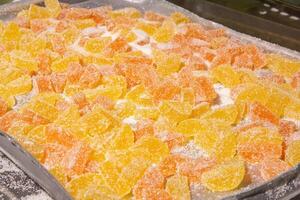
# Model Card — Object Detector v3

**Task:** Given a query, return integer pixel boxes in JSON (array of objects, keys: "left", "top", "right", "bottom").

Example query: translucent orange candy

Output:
[
  {"left": 237, "top": 126, "right": 283, "bottom": 163},
  {"left": 259, "top": 158, "right": 290, "bottom": 181},
  {"left": 201, "top": 158, "right": 245, "bottom": 192},
  {"left": 0, "top": 111, "right": 20, "bottom": 131},
  {"left": 248, "top": 102, "right": 279, "bottom": 125},
  {"left": 0, "top": 97, "right": 8, "bottom": 116}
]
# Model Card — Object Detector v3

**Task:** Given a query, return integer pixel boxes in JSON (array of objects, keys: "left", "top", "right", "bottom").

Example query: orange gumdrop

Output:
[
  {"left": 279, "top": 120, "right": 297, "bottom": 136},
  {"left": 45, "top": 124, "right": 75, "bottom": 148},
  {"left": 291, "top": 72, "right": 300, "bottom": 89},
  {"left": 37, "top": 50, "right": 52, "bottom": 75},
  {"left": 0, "top": 97, "right": 8, "bottom": 117},
  {"left": 259, "top": 158, "right": 290, "bottom": 181},
  {"left": 151, "top": 78, "right": 180, "bottom": 102},
  {"left": 66, "top": 62, "right": 84, "bottom": 84},
  {"left": 36, "top": 75, "right": 53, "bottom": 92},
  {"left": 157, "top": 154, "right": 186, "bottom": 178},
  {"left": 91, "top": 95, "right": 115, "bottom": 110},
  {"left": 20, "top": 109, "right": 49, "bottom": 125},
  {"left": 133, "top": 167, "right": 165, "bottom": 199},
  {"left": 51, "top": 73, "right": 67, "bottom": 93},
  {"left": 144, "top": 11, "right": 165, "bottom": 22},
  {"left": 78, "top": 65, "right": 102, "bottom": 88},
  {"left": 0, "top": 111, "right": 20, "bottom": 132},
  {"left": 134, "top": 119, "right": 154, "bottom": 141},
  {"left": 193, "top": 76, "right": 217, "bottom": 103},
  {"left": 50, "top": 34, "right": 66, "bottom": 55},
  {"left": 72, "top": 92, "right": 89, "bottom": 110},
  {"left": 30, "top": 19, "right": 48, "bottom": 33},
  {"left": 178, "top": 157, "right": 215, "bottom": 183},
  {"left": 248, "top": 102, "right": 279, "bottom": 125},
  {"left": 44, "top": 143, "right": 67, "bottom": 169},
  {"left": 163, "top": 132, "right": 187, "bottom": 150}
]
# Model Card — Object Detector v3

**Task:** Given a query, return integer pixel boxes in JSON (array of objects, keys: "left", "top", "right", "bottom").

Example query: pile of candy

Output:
[{"left": 0, "top": 0, "right": 300, "bottom": 199}]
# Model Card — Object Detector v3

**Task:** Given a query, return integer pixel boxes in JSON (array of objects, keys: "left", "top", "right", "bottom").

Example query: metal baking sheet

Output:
[{"left": 0, "top": 0, "right": 299, "bottom": 200}]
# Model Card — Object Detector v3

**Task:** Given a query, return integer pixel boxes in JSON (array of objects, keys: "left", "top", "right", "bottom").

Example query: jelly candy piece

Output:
[
  {"left": 210, "top": 36, "right": 228, "bottom": 49},
  {"left": 214, "top": 131, "right": 237, "bottom": 163},
  {"left": 20, "top": 109, "right": 49, "bottom": 125},
  {"left": 125, "top": 84, "right": 154, "bottom": 107},
  {"left": 7, "top": 75, "right": 32, "bottom": 96},
  {"left": 74, "top": 19, "right": 97, "bottom": 30},
  {"left": 54, "top": 105, "right": 81, "bottom": 128},
  {"left": 26, "top": 100, "right": 59, "bottom": 122},
  {"left": 0, "top": 85, "right": 15, "bottom": 108},
  {"left": 166, "top": 174, "right": 191, "bottom": 200},
  {"left": 66, "top": 173, "right": 115, "bottom": 200},
  {"left": 0, "top": 67, "right": 23, "bottom": 85},
  {"left": 286, "top": 140, "right": 300, "bottom": 166},
  {"left": 279, "top": 120, "right": 296, "bottom": 136},
  {"left": 194, "top": 120, "right": 229, "bottom": 154},
  {"left": 79, "top": 106, "right": 111, "bottom": 136},
  {"left": 159, "top": 100, "right": 192, "bottom": 124},
  {"left": 144, "top": 11, "right": 166, "bottom": 22},
  {"left": 181, "top": 87, "right": 195, "bottom": 106},
  {"left": 134, "top": 119, "right": 154, "bottom": 141},
  {"left": 49, "top": 166, "right": 68, "bottom": 186},
  {"left": 133, "top": 167, "right": 165, "bottom": 199},
  {"left": 84, "top": 37, "right": 111, "bottom": 54},
  {"left": 284, "top": 101, "right": 300, "bottom": 120},
  {"left": 134, "top": 106, "right": 160, "bottom": 120},
  {"left": 265, "top": 87, "right": 290, "bottom": 117},
  {"left": 170, "top": 12, "right": 190, "bottom": 24},
  {"left": 248, "top": 102, "right": 279, "bottom": 125},
  {"left": 153, "top": 49, "right": 182, "bottom": 77},
  {"left": 28, "top": 4, "right": 51, "bottom": 19},
  {"left": 153, "top": 19, "right": 176, "bottom": 43},
  {"left": 201, "top": 159, "right": 245, "bottom": 192},
  {"left": 201, "top": 104, "right": 238, "bottom": 125},
  {"left": 158, "top": 154, "right": 186, "bottom": 177},
  {"left": 11, "top": 50, "right": 39, "bottom": 72},
  {"left": 109, "top": 125, "right": 134, "bottom": 150},
  {"left": 266, "top": 54, "right": 300, "bottom": 78},
  {"left": 237, "top": 68, "right": 258, "bottom": 83},
  {"left": 0, "top": 111, "right": 19, "bottom": 131},
  {"left": 193, "top": 76, "right": 217, "bottom": 103},
  {"left": 110, "top": 7, "right": 141, "bottom": 19},
  {"left": 2, "top": 22, "right": 21, "bottom": 50},
  {"left": 163, "top": 132, "right": 187, "bottom": 150},
  {"left": 44, "top": 0, "right": 61, "bottom": 17},
  {"left": 51, "top": 55, "right": 79, "bottom": 72},
  {"left": 234, "top": 83, "right": 269, "bottom": 106},
  {"left": 132, "top": 136, "right": 169, "bottom": 163},
  {"left": 78, "top": 65, "right": 102, "bottom": 88},
  {"left": 237, "top": 126, "right": 283, "bottom": 163},
  {"left": 136, "top": 21, "right": 158, "bottom": 36},
  {"left": 211, "top": 64, "right": 240, "bottom": 88},
  {"left": 191, "top": 102, "right": 210, "bottom": 117},
  {"left": 114, "top": 100, "right": 136, "bottom": 119},
  {"left": 259, "top": 158, "right": 290, "bottom": 181},
  {"left": 0, "top": 97, "right": 8, "bottom": 116},
  {"left": 176, "top": 118, "right": 202, "bottom": 137},
  {"left": 151, "top": 78, "right": 181, "bottom": 103},
  {"left": 66, "top": 62, "right": 84, "bottom": 84}
]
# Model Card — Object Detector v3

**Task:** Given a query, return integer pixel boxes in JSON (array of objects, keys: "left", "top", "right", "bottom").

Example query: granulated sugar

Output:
[{"left": 0, "top": 152, "right": 51, "bottom": 200}]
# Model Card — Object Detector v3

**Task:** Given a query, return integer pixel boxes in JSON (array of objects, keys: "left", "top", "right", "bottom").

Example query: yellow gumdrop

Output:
[
  {"left": 153, "top": 49, "right": 182, "bottom": 77},
  {"left": 266, "top": 54, "right": 300, "bottom": 78},
  {"left": 125, "top": 84, "right": 154, "bottom": 107},
  {"left": 31, "top": 92, "right": 63, "bottom": 106},
  {"left": 214, "top": 131, "right": 237, "bottom": 163},
  {"left": 54, "top": 105, "right": 81, "bottom": 128},
  {"left": 136, "top": 21, "right": 158, "bottom": 36},
  {"left": 109, "top": 125, "right": 134, "bottom": 150},
  {"left": 10, "top": 50, "right": 38, "bottom": 72},
  {"left": 191, "top": 102, "right": 210, "bottom": 118},
  {"left": 84, "top": 37, "right": 111, "bottom": 54},
  {"left": 114, "top": 100, "right": 136, "bottom": 119},
  {"left": 286, "top": 140, "right": 300, "bottom": 166},
  {"left": 159, "top": 100, "right": 192, "bottom": 124},
  {"left": 49, "top": 166, "right": 68, "bottom": 186},
  {"left": 110, "top": 7, "right": 141, "bottom": 19},
  {"left": 132, "top": 136, "right": 169, "bottom": 163},
  {"left": 181, "top": 87, "right": 195, "bottom": 106},
  {"left": 45, "top": 0, "right": 61, "bottom": 17},
  {"left": 170, "top": 12, "right": 190, "bottom": 24},
  {"left": 166, "top": 174, "right": 191, "bottom": 200},
  {"left": 0, "top": 67, "right": 23, "bottom": 85},
  {"left": 153, "top": 19, "right": 176, "bottom": 43},
  {"left": 74, "top": 19, "right": 97, "bottom": 30},
  {"left": 7, "top": 75, "right": 32, "bottom": 96},
  {"left": 134, "top": 106, "right": 159, "bottom": 120},
  {"left": 51, "top": 55, "right": 79, "bottom": 72},
  {"left": 200, "top": 104, "right": 238, "bottom": 125},
  {"left": 25, "top": 100, "right": 58, "bottom": 122},
  {"left": 201, "top": 159, "right": 245, "bottom": 192},
  {"left": 284, "top": 100, "right": 300, "bottom": 120},
  {"left": 0, "top": 85, "right": 15, "bottom": 108},
  {"left": 28, "top": 4, "right": 51, "bottom": 19},
  {"left": 211, "top": 64, "right": 240, "bottom": 88},
  {"left": 176, "top": 118, "right": 202, "bottom": 137}
]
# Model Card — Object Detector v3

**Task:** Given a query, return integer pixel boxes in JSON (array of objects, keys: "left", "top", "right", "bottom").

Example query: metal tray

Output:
[{"left": 0, "top": 0, "right": 300, "bottom": 199}]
